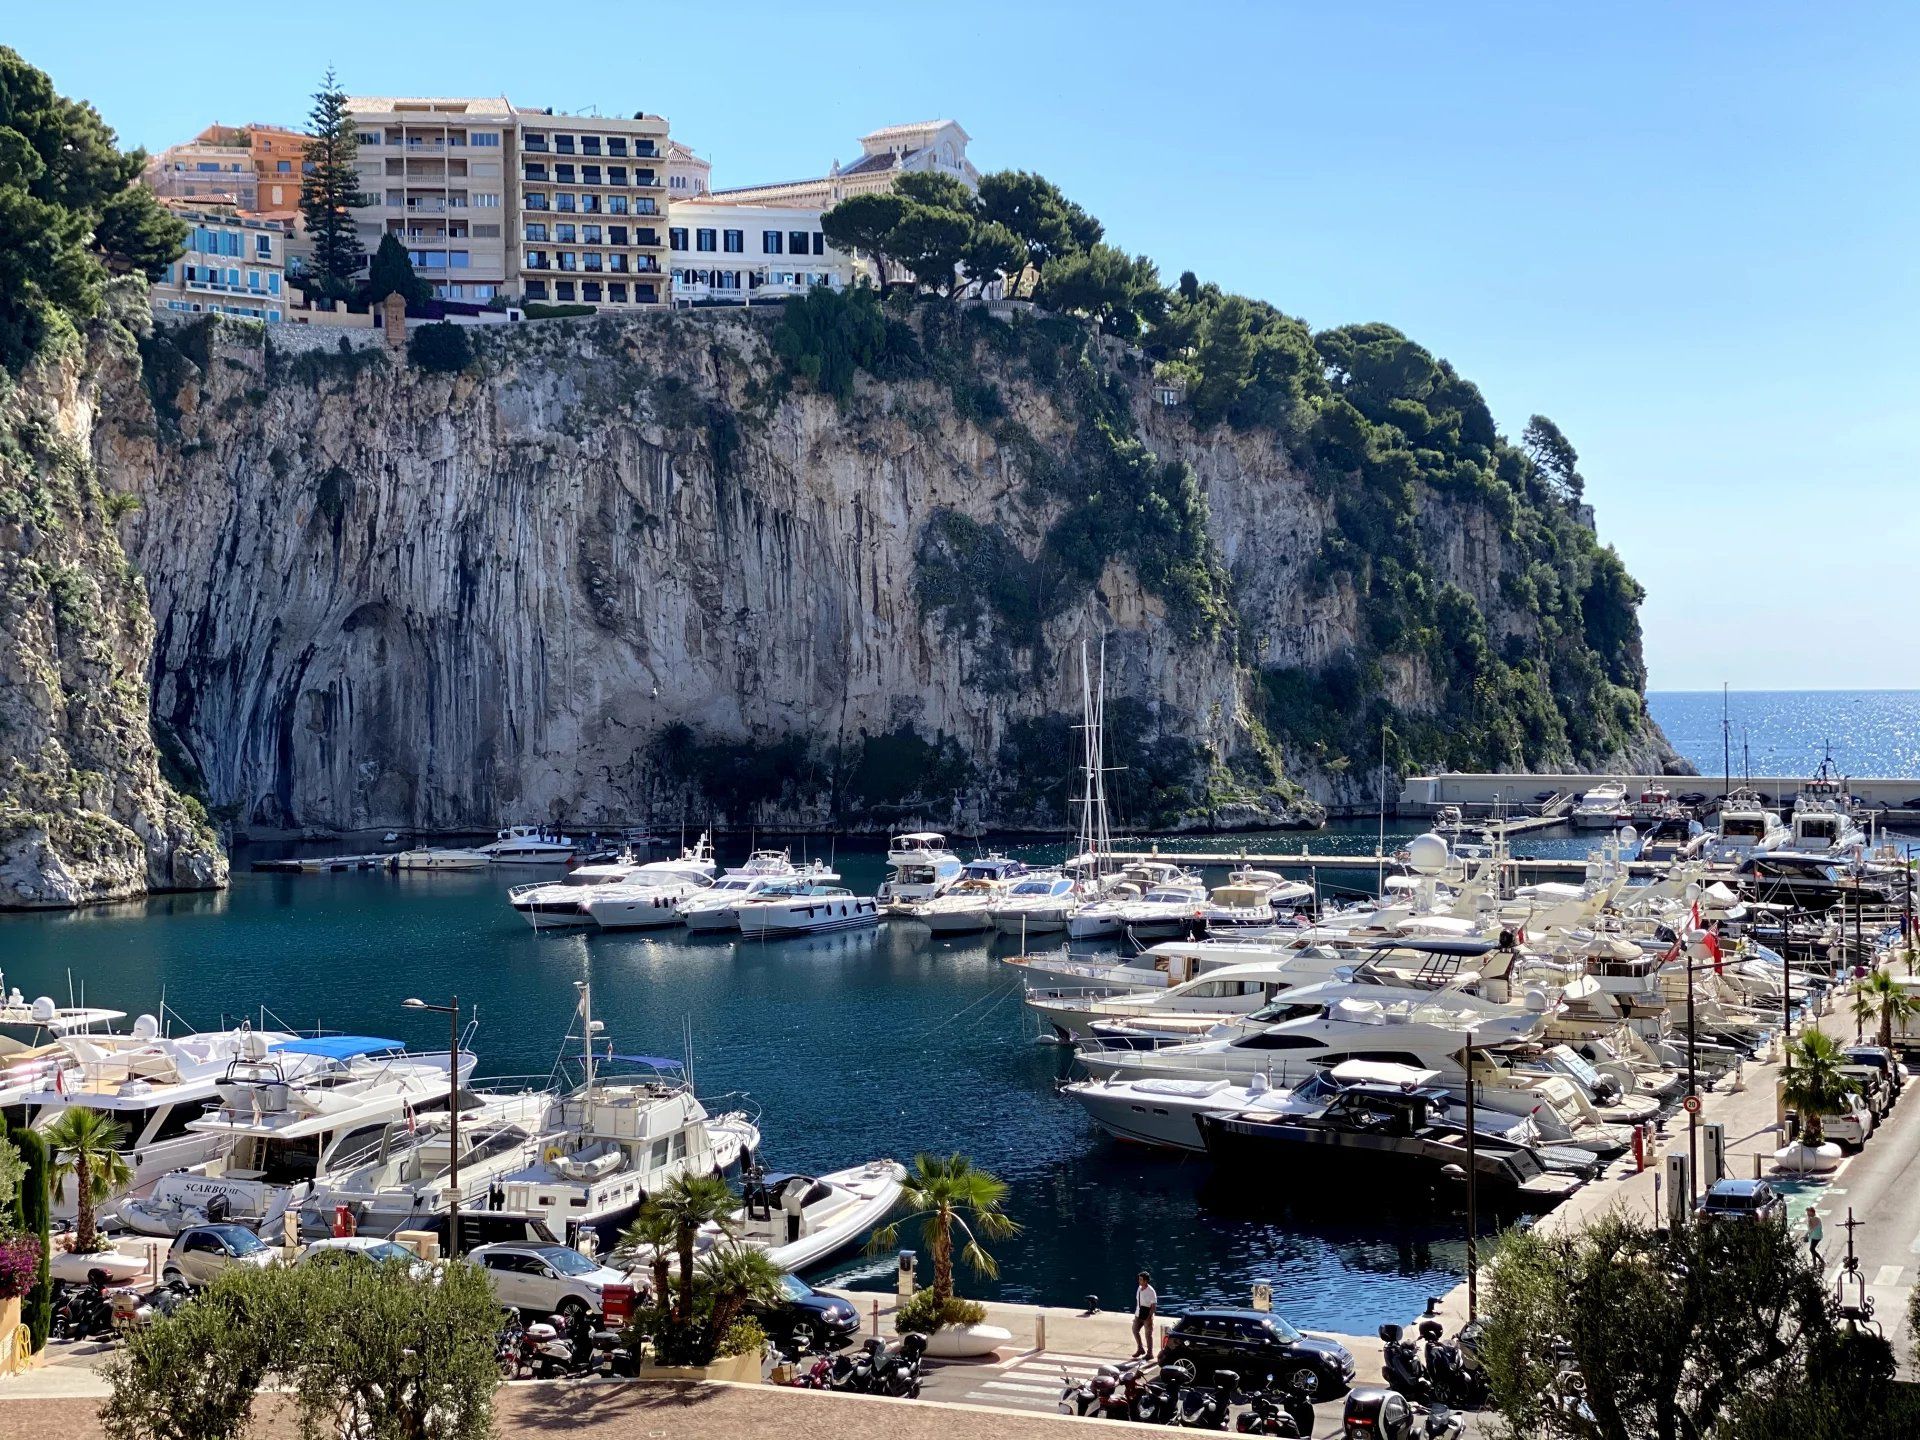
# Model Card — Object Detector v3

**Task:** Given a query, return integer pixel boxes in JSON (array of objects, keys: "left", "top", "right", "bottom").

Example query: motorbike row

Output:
[
  {"left": 48, "top": 1269, "right": 192, "bottom": 1343},
  {"left": 1379, "top": 1320, "right": 1491, "bottom": 1411},
  {"left": 785, "top": 1333, "right": 928, "bottom": 1399},
  {"left": 494, "top": 1308, "right": 640, "bottom": 1379}
]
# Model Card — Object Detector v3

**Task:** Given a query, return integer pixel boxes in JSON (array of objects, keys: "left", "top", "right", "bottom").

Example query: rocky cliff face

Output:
[
  {"left": 96, "top": 306, "right": 1676, "bottom": 838},
  {"left": 0, "top": 296, "right": 227, "bottom": 907}
]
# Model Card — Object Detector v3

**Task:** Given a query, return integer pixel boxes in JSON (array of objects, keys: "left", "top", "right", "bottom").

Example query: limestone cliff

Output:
[
  {"left": 0, "top": 291, "right": 227, "bottom": 907},
  {"left": 97, "top": 304, "right": 1676, "bottom": 838}
]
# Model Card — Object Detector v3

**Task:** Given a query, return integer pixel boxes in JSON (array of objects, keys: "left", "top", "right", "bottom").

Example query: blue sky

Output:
[{"left": 13, "top": 3, "right": 1916, "bottom": 690}]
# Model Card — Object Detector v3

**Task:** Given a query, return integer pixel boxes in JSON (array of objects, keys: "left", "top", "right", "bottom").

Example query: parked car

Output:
[
  {"left": 296, "top": 1237, "right": 435, "bottom": 1278},
  {"left": 1160, "top": 1307, "right": 1356, "bottom": 1395},
  {"left": 1842, "top": 1044, "right": 1904, "bottom": 1099},
  {"left": 1821, "top": 1092, "right": 1876, "bottom": 1150},
  {"left": 1840, "top": 1063, "right": 1892, "bottom": 1120},
  {"left": 1697, "top": 1178, "right": 1787, "bottom": 1226},
  {"left": 750, "top": 1273, "right": 861, "bottom": 1352},
  {"left": 163, "top": 1223, "right": 279, "bottom": 1288},
  {"left": 467, "top": 1241, "right": 628, "bottom": 1321}
]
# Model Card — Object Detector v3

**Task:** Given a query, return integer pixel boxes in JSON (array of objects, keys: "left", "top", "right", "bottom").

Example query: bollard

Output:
[
  {"left": 1035, "top": 1311, "right": 1047, "bottom": 1352},
  {"left": 1753, "top": 1150, "right": 1764, "bottom": 1180},
  {"left": 1632, "top": 1124, "right": 1646, "bottom": 1173},
  {"left": 871, "top": 1298, "right": 881, "bottom": 1336}
]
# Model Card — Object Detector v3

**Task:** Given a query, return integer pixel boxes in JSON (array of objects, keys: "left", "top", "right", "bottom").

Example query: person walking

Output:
[
  {"left": 1132, "top": 1271, "right": 1158, "bottom": 1358},
  {"left": 1806, "top": 1210, "right": 1824, "bottom": 1267}
]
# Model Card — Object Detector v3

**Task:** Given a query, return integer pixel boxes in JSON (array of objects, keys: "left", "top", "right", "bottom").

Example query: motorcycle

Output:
[
  {"left": 791, "top": 1354, "right": 838, "bottom": 1389},
  {"left": 1342, "top": 1387, "right": 1461, "bottom": 1440},
  {"left": 518, "top": 1312, "right": 589, "bottom": 1378},
  {"left": 870, "top": 1333, "right": 927, "bottom": 1398},
  {"left": 586, "top": 1318, "right": 638, "bottom": 1378},
  {"left": 1170, "top": 1366, "right": 1238, "bottom": 1429},
  {"left": 1133, "top": 1358, "right": 1196, "bottom": 1425},
  {"left": 1379, "top": 1323, "right": 1434, "bottom": 1403},
  {"left": 827, "top": 1338, "right": 885, "bottom": 1393},
  {"left": 51, "top": 1271, "right": 117, "bottom": 1342},
  {"left": 109, "top": 1280, "right": 191, "bottom": 1339},
  {"left": 495, "top": 1310, "right": 526, "bottom": 1377},
  {"left": 1060, "top": 1359, "right": 1139, "bottom": 1418},
  {"left": 1237, "top": 1368, "right": 1318, "bottom": 1436},
  {"left": 1414, "top": 1320, "right": 1488, "bottom": 1410}
]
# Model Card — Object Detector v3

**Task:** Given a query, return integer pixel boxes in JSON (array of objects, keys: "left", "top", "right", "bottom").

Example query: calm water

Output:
[
  {"left": 3, "top": 825, "right": 1553, "bottom": 1333},
  {"left": 1648, "top": 690, "right": 1920, "bottom": 779}
]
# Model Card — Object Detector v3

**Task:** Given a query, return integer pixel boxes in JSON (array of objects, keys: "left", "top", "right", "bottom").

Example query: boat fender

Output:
[{"left": 544, "top": 1145, "right": 564, "bottom": 1166}]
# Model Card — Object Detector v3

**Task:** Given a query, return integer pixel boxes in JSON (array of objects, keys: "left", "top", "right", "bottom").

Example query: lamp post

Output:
[
  {"left": 403, "top": 995, "right": 461, "bottom": 1242},
  {"left": 1461, "top": 1034, "right": 1479, "bottom": 1321}
]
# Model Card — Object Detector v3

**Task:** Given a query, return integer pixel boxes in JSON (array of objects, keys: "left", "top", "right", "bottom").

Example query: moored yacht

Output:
[
  {"left": 689, "top": 1160, "right": 906, "bottom": 1273},
  {"left": 880, "top": 833, "right": 964, "bottom": 905},
  {"left": 988, "top": 872, "right": 1081, "bottom": 936},
  {"left": 678, "top": 865, "right": 839, "bottom": 932},
  {"left": 901, "top": 856, "right": 1028, "bottom": 934},
  {"left": 1064, "top": 862, "right": 1195, "bottom": 939},
  {"left": 480, "top": 826, "right": 581, "bottom": 865},
  {"left": 1704, "top": 788, "right": 1789, "bottom": 864},
  {"left": 1200, "top": 870, "right": 1317, "bottom": 931},
  {"left": 578, "top": 874, "right": 713, "bottom": 931},
  {"left": 736, "top": 884, "right": 881, "bottom": 938},
  {"left": 1570, "top": 783, "right": 1631, "bottom": 831}
]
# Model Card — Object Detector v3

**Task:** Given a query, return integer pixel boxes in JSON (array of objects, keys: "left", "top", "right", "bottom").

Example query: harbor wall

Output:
[{"left": 1401, "top": 772, "right": 1920, "bottom": 813}]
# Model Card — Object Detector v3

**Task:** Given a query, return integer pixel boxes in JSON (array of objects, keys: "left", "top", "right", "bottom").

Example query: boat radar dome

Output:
[
  {"left": 239, "top": 1030, "right": 270, "bottom": 1060},
  {"left": 1618, "top": 824, "right": 1639, "bottom": 847},
  {"left": 29, "top": 996, "right": 56, "bottom": 1023},
  {"left": 1522, "top": 986, "right": 1551, "bottom": 1012},
  {"left": 1405, "top": 833, "right": 1450, "bottom": 876},
  {"left": 131, "top": 1013, "right": 160, "bottom": 1041}
]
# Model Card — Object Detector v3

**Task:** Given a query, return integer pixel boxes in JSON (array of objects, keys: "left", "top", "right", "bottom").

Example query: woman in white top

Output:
[{"left": 1132, "top": 1270, "right": 1158, "bottom": 1357}]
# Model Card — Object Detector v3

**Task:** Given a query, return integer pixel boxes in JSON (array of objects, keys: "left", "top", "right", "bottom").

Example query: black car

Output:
[
  {"left": 1697, "top": 1178, "right": 1786, "bottom": 1226},
  {"left": 1843, "top": 1045, "right": 1904, "bottom": 1097},
  {"left": 751, "top": 1274, "right": 861, "bottom": 1352},
  {"left": 1160, "top": 1307, "right": 1356, "bottom": 1395}
]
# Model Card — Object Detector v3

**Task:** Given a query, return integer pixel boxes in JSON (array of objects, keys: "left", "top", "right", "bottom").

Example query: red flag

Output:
[{"left": 1703, "top": 927, "right": 1722, "bottom": 974}]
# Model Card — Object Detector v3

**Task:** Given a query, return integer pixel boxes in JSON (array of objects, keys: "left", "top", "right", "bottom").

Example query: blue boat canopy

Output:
[
  {"left": 603, "top": 1054, "right": 683, "bottom": 1070},
  {"left": 271, "top": 1035, "right": 406, "bottom": 1060}
]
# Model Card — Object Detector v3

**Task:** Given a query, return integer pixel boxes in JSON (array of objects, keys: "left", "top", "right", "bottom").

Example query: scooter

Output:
[
  {"left": 518, "top": 1313, "right": 587, "bottom": 1378},
  {"left": 495, "top": 1310, "right": 526, "bottom": 1377},
  {"left": 1133, "top": 1358, "right": 1196, "bottom": 1425},
  {"left": 827, "top": 1339, "right": 883, "bottom": 1393},
  {"left": 870, "top": 1333, "right": 927, "bottom": 1398},
  {"left": 1341, "top": 1387, "right": 1461, "bottom": 1440},
  {"left": 1379, "top": 1324, "right": 1434, "bottom": 1403},
  {"left": 1414, "top": 1320, "right": 1488, "bottom": 1410},
  {"left": 109, "top": 1280, "right": 191, "bottom": 1338},
  {"left": 587, "top": 1319, "right": 638, "bottom": 1377},
  {"left": 1170, "top": 1366, "right": 1237, "bottom": 1429},
  {"left": 791, "top": 1354, "right": 837, "bottom": 1389},
  {"left": 51, "top": 1271, "right": 116, "bottom": 1341},
  {"left": 1237, "top": 1368, "right": 1318, "bottom": 1435},
  {"left": 1061, "top": 1358, "right": 1148, "bottom": 1418}
]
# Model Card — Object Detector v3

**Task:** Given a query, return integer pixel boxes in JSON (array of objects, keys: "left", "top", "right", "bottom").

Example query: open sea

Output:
[{"left": 3, "top": 691, "right": 1916, "bottom": 1333}]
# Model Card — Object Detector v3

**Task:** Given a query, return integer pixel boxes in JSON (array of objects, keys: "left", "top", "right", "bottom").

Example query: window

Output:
[
  {"left": 451, "top": 252, "right": 469, "bottom": 269},
  {"left": 276, "top": 160, "right": 292, "bottom": 173},
  {"left": 582, "top": 166, "right": 601, "bottom": 186},
  {"left": 812, "top": 232, "right": 825, "bottom": 255},
  {"left": 609, "top": 254, "right": 627, "bottom": 272},
  {"left": 582, "top": 281, "right": 602, "bottom": 302},
  {"left": 256, "top": 234, "right": 272, "bottom": 257},
  {"left": 608, "top": 138, "right": 628, "bottom": 157},
  {"left": 669, "top": 227, "right": 687, "bottom": 251},
  {"left": 525, "top": 192, "right": 548, "bottom": 210},
  {"left": 357, "top": 132, "right": 381, "bottom": 146},
  {"left": 635, "top": 199, "right": 659, "bottom": 215},
  {"left": 525, "top": 250, "right": 549, "bottom": 269},
  {"left": 607, "top": 166, "right": 626, "bottom": 186},
  {"left": 554, "top": 164, "right": 575, "bottom": 184},
  {"left": 696, "top": 228, "right": 716, "bottom": 252},
  {"left": 762, "top": 231, "right": 782, "bottom": 254},
  {"left": 555, "top": 280, "right": 575, "bottom": 301},
  {"left": 583, "top": 225, "right": 602, "bottom": 244},
  {"left": 524, "top": 165, "right": 549, "bottom": 182},
  {"left": 608, "top": 282, "right": 627, "bottom": 302},
  {"left": 555, "top": 194, "right": 575, "bottom": 212},
  {"left": 524, "top": 279, "right": 549, "bottom": 299},
  {"left": 635, "top": 228, "right": 658, "bottom": 247},
  {"left": 789, "top": 231, "right": 809, "bottom": 256},
  {"left": 526, "top": 223, "right": 548, "bottom": 242},
  {"left": 471, "top": 131, "right": 499, "bottom": 146},
  {"left": 555, "top": 224, "right": 576, "bottom": 242},
  {"left": 476, "top": 192, "right": 499, "bottom": 207},
  {"left": 584, "top": 254, "right": 602, "bottom": 272},
  {"left": 558, "top": 252, "right": 577, "bottom": 271},
  {"left": 579, "top": 195, "right": 599, "bottom": 213},
  {"left": 555, "top": 135, "right": 575, "bottom": 154},
  {"left": 637, "top": 282, "right": 656, "bottom": 302},
  {"left": 581, "top": 136, "right": 601, "bottom": 156},
  {"left": 723, "top": 229, "right": 743, "bottom": 253}
]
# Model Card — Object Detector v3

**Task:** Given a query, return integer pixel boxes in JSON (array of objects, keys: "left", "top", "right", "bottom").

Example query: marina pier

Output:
[{"left": 1401, "top": 771, "right": 1920, "bottom": 817}]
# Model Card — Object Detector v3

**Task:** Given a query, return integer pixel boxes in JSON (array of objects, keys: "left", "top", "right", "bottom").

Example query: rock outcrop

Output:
[
  {"left": 0, "top": 295, "right": 227, "bottom": 907},
  {"left": 93, "top": 305, "right": 1675, "bottom": 839}
]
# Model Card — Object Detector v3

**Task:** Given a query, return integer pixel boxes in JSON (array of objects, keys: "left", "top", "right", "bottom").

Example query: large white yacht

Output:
[
  {"left": 577, "top": 875, "right": 712, "bottom": 931},
  {"left": 880, "top": 833, "right": 964, "bottom": 905},
  {"left": 1023, "top": 953, "right": 1350, "bottom": 1044},
  {"left": 1570, "top": 783, "right": 1631, "bottom": 831},
  {"left": 988, "top": 872, "right": 1081, "bottom": 936},
  {"left": 1064, "top": 862, "right": 1198, "bottom": 939},
  {"left": 114, "top": 1034, "right": 479, "bottom": 1237},
  {"left": 1704, "top": 789, "right": 1789, "bottom": 864},
  {"left": 678, "top": 865, "right": 837, "bottom": 932},
  {"left": 1200, "top": 870, "right": 1317, "bottom": 930},
  {"left": 736, "top": 884, "right": 881, "bottom": 938},
  {"left": 480, "top": 826, "right": 581, "bottom": 865}
]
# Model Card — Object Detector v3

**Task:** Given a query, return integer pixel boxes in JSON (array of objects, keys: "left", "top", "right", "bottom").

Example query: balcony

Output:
[
  {"left": 524, "top": 166, "right": 549, "bottom": 182},
  {"left": 406, "top": 199, "right": 448, "bottom": 213},
  {"left": 522, "top": 137, "right": 549, "bottom": 153}
]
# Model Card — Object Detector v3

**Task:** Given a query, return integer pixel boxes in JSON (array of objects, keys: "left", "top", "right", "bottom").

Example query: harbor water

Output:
[{"left": 1649, "top": 690, "right": 1920, "bottom": 779}]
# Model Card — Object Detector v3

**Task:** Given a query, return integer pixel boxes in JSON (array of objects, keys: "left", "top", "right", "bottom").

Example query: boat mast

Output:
[{"left": 576, "top": 978, "right": 596, "bottom": 1100}]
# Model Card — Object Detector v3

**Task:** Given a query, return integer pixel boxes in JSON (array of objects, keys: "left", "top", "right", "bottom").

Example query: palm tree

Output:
[
  {"left": 697, "top": 1247, "right": 787, "bottom": 1351},
  {"left": 1857, "top": 968, "right": 1918, "bottom": 1051},
  {"left": 1782, "top": 1030, "right": 1856, "bottom": 1147},
  {"left": 872, "top": 1153, "right": 1018, "bottom": 1304},
  {"left": 44, "top": 1109, "right": 132, "bottom": 1254},
  {"left": 637, "top": 1173, "right": 737, "bottom": 1327},
  {"left": 614, "top": 1205, "right": 677, "bottom": 1317}
]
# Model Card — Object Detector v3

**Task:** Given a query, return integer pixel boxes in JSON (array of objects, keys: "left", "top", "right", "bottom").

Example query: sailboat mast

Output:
[{"left": 579, "top": 978, "right": 595, "bottom": 1098}]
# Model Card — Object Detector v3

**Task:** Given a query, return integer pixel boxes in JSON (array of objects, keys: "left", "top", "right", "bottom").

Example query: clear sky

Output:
[{"left": 11, "top": 3, "right": 1916, "bottom": 690}]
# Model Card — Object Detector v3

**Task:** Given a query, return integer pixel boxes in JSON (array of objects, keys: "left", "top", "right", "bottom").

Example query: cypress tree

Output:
[
  {"left": 299, "top": 67, "right": 373, "bottom": 300},
  {"left": 8, "top": 1127, "right": 52, "bottom": 1348}
]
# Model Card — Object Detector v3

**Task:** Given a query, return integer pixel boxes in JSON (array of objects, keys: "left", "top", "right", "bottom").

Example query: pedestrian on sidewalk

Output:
[
  {"left": 1132, "top": 1271, "right": 1158, "bottom": 1357},
  {"left": 1806, "top": 1210, "right": 1824, "bottom": 1266}
]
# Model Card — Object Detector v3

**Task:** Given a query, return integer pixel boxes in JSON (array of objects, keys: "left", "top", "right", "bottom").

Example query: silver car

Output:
[{"left": 163, "top": 1223, "right": 279, "bottom": 1288}]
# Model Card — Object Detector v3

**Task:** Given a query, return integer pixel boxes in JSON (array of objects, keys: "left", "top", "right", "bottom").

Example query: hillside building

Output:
[
  {"left": 149, "top": 204, "right": 287, "bottom": 322},
  {"left": 708, "top": 120, "right": 977, "bottom": 209}
]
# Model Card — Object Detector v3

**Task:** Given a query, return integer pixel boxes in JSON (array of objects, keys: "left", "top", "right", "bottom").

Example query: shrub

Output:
[
  {"left": 715, "top": 1317, "right": 767, "bottom": 1358},
  {"left": 521, "top": 301, "right": 596, "bottom": 320},
  {"left": 0, "top": 1235, "right": 40, "bottom": 1299},
  {"left": 893, "top": 1287, "right": 986, "bottom": 1335},
  {"left": 408, "top": 322, "right": 473, "bottom": 374}
]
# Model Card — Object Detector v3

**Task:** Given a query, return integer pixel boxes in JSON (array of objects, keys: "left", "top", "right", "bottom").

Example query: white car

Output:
[
  {"left": 163, "top": 1223, "right": 279, "bottom": 1288},
  {"left": 296, "top": 1237, "right": 429, "bottom": 1272},
  {"left": 1820, "top": 1093, "right": 1876, "bottom": 1150},
  {"left": 467, "top": 1241, "right": 629, "bottom": 1320}
]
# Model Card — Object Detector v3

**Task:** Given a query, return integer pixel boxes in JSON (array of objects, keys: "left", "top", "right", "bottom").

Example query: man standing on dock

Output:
[{"left": 1132, "top": 1271, "right": 1158, "bottom": 1357}]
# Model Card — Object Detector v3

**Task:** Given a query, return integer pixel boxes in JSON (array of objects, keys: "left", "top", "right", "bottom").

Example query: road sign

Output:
[
  {"left": 1682, "top": 1094, "right": 1702, "bottom": 1115},
  {"left": 1251, "top": 1284, "right": 1271, "bottom": 1312}
]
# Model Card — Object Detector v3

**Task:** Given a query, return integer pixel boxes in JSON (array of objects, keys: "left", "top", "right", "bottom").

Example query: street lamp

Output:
[{"left": 403, "top": 995, "right": 461, "bottom": 1244}]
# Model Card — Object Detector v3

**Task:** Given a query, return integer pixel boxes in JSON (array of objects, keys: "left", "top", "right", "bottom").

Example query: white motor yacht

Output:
[
  {"left": 0, "top": 983, "right": 126, "bottom": 1056},
  {"left": 1110, "top": 878, "right": 1212, "bottom": 939},
  {"left": 692, "top": 1160, "right": 905, "bottom": 1273},
  {"left": 1200, "top": 870, "right": 1317, "bottom": 930},
  {"left": 988, "top": 872, "right": 1081, "bottom": 936},
  {"left": 115, "top": 1034, "right": 479, "bottom": 1237},
  {"left": 1024, "top": 953, "right": 1352, "bottom": 1043},
  {"left": 736, "top": 884, "right": 881, "bottom": 938},
  {"left": 902, "top": 857, "right": 1029, "bottom": 935},
  {"left": 880, "top": 833, "right": 964, "bottom": 905},
  {"left": 1065, "top": 862, "right": 1194, "bottom": 939},
  {"left": 578, "top": 875, "right": 713, "bottom": 931},
  {"left": 679, "top": 867, "right": 837, "bottom": 932},
  {"left": 390, "top": 848, "right": 491, "bottom": 870},
  {"left": 1570, "top": 783, "right": 1631, "bottom": 831},
  {"left": 1704, "top": 788, "right": 1790, "bottom": 864},
  {"left": 480, "top": 825, "right": 581, "bottom": 865}
]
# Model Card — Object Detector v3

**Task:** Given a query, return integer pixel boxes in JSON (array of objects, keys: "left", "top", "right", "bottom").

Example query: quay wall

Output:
[{"left": 1401, "top": 772, "right": 1920, "bottom": 814}]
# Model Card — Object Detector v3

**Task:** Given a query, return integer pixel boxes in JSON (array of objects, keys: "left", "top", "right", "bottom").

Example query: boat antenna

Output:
[
  {"left": 1722, "top": 682, "right": 1731, "bottom": 806},
  {"left": 683, "top": 1015, "right": 694, "bottom": 1091},
  {"left": 1377, "top": 722, "right": 1388, "bottom": 897}
]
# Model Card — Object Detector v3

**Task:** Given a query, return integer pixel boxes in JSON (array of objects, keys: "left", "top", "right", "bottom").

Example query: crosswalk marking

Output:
[
  {"left": 980, "top": 1379, "right": 1068, "bottom": 1396},
  {"left": 1874, "top": 1264, "right": 1904, "bottom": 1286},
  {"left": 964, "top": 1390, "right": 1055, "bottom": 1409}
]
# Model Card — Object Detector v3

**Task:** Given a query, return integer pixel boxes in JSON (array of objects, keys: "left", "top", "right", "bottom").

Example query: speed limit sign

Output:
[{"left": 1682, "top": 1094, "right": 1702, "bottom": 1115}]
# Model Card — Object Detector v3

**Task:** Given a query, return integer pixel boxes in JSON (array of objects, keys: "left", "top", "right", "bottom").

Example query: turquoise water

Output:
[
  {"left": 4, "top": 826, "right": 1506, "bottom": 1333},
  {"left": 1648, "top": 690, "right": 1920, "bottom": 779}
]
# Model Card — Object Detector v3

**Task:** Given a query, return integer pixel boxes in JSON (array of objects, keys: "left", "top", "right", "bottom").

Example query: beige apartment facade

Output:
[{"left": 514, "top": 109, "right": 670, "bottom": 308}]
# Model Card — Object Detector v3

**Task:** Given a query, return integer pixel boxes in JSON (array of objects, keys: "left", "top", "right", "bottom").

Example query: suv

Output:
[
  {"left": 751, "top": 1274, "right": 861, "bottom": 1352},
  {"left": 1160, "top": 1307, "right": 1356, "bottom": 1396},
  {"left": 164, "top": 1223, "right": 279, "bottom": 1288},
  {"left": 1843, "top": 1045, "right": 1903, "bottom": 1101},
  {"left": 468, "top": 1241, "right": 628, "bottom": 1320},
  {"left": 1697, "top": 1178, "right": 1787, "bottom": 1225},
  {"left": 1840, "top": 1063, "right": 1892, "bottom": 1120}
]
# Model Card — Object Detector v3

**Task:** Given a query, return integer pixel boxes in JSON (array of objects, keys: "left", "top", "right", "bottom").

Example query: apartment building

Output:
[
  {"left": 144, "top": 124, "right": 310, "bottom": 218},
  {"left": 345, "top": 96, "right": 514, "bottom": 304},
  {"left": 708, "top": 120, "right": 978, "bottom": 210},
  {"left": 149, "top": 205, "right": 287, "bottom": 322},
  {"left": 514, "top": 108, "right": 670, "bottom": 308},
  {"left": 667, "top": 140, "right": 710, "bottom": 198},
  {"left": 666, "top": 198, "right": 854, "bottom": 304}
]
